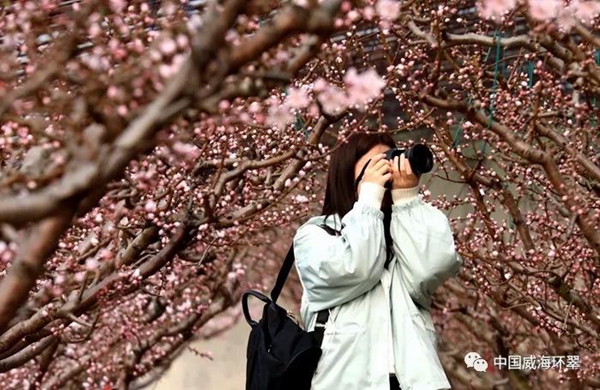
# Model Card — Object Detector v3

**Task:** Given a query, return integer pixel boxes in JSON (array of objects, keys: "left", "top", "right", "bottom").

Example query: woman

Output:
[{"left": 293, "top": 132, "right": 463, "bottom": 390}]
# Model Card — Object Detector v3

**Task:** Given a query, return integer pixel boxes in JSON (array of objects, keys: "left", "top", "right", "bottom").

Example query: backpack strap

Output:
[
  {"left": 270, "top": 223, "right": 341, "bottom": 303},
  {"left": 269, "top": 223, "right": 341, "bottom": 346},
  {"left": 318, "top": 223, "right": 342, "bottom": 237},
  {"left": 312, "top": 309, "right": 330, "bottom": 346},
  {"left": 270, "top": 244, "right": 295, "bottom": 304}
]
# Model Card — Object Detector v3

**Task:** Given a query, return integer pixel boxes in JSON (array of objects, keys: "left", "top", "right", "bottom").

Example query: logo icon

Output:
[{"left": 464, "top": 352, "right": 488, "bottom": 372}]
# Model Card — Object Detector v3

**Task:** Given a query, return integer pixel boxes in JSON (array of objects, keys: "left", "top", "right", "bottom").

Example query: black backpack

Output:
[{"left": 242, "top": 224, "right": 340, "bottom": 390}]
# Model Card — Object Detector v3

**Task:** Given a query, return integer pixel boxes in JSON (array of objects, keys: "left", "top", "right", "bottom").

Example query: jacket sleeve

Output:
[
  {"left": 390, "top": 189, "right": 463, "bottom": 311},
  {"left": 293, "top": 200, "right": 388, "bottom": 312}
]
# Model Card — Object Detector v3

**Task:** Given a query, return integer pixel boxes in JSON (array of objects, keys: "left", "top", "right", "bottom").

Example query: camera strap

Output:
[{"left": 354, "top": 158, "right": 371, "bottom": 191}]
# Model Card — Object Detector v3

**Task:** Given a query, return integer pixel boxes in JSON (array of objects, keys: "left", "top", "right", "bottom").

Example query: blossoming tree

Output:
[
  {"left": 0, "top": 0, "right": 354, "bottom": 388},
  {"left": 0, "top": 0, "right": 598, "bottom": 389}
]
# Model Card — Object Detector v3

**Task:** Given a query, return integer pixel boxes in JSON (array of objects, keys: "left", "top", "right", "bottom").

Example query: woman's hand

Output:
[
  {"left": 357, "top": 153, "right": 392, "bottom": 193},
  {"left": 391, "top": 153, "right": 419, "bottom": 189}
]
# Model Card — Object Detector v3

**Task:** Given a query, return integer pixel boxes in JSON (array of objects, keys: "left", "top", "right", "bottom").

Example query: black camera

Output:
[
  {"left": 382, "top": 144, "right": 434, "bottom": 189},
  {"left": 354, "top": 144, "right": 434, "bottom": 191},
  {"left": 384, "top": 144, "right": 433, "bottom": 189},
  {"left": 384, "top": 144, "right": 434, "bottom": 176}
]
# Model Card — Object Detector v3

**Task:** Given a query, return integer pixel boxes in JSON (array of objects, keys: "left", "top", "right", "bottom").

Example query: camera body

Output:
[
  {"left": 382, "top": 144, "right": 434, "bottom": 189},
  {"left": 383, "top": 147, "right": 406, "bottom": 162},
  {"left": 354, "top": 144, "right": 434, "bottom": 192},
  {"left": 383, "top": 148, "right": 406, "bottom": 189},
  {"left": 384, "top": 144, "right": 434, "bottom": 175}
]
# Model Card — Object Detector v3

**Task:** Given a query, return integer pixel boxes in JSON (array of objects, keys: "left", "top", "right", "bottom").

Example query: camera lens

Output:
[
  {"left": 387, "top": 145, "right": 434, "bottom": 176},
  {"left": 406, "top": 144, "right": 434, "bottom": 175}
]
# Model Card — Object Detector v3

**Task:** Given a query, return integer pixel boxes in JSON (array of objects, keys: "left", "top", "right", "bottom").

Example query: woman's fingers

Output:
[
  {"left": 399, "top": 154, "right": 414, "bottom": 176},
  {"left": 371, "top": 158, "right": 388, "bottom": 169},
  {"left": 367, "top": 158, "right": 389, "bottom": 176},
  {"left": 376, "top": 160, "right": 391, "bottom": 170},
  {"left": 371, "top": 153, "right": 387, "bottom": 162},
  {"left": 359, "top": 156, "right": 392, "bottom": 187},
  {"left": 403, "top": 154, "right": 414, "bottom": 176},
  {"left": 365, "top": 153, "right": 386, "bottom": 171}
]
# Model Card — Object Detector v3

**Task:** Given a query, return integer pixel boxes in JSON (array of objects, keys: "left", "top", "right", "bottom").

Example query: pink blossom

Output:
[
  {"left": 376, "top": 0, "right": 401, "bottom": 21},
  {"left": 478, "top": 0, "right": 517, "bottom": 21},
  {"left": 266, "top": 105, "right": 294, "bottom": 130},
  {"left": 82, "top": 53, "right": 109, "bottom": 72},
  {"left": 275, "top": 50, "right": 289, "bottom": 62},
  {"left": 85, "top": 258, "right": 98, "bottom": 271},
  {"left": 219, "top": 100, "right": 230, "bottom": 111},
  {"left": 572, "top": 0, "right": 600, "bottom": 25},
  {"left": 293, "top": 0, "right": 308, "bottom": 8},
  {"left": 344, "top": 67, "right": 386, "bottom": 109},
  {"left": 159, "top": 63, "right": 176, "bottom": 78},
  {"left": 172, "top": 142, "right": 201, "bottom": 160},
  {"left": 149, "top": 50, "right": 162, "bottom": 62},
  {"left": 225, "top": 30, "right": 240, "bottom": 44},
  {"left": 286, "top": 87, "right": 310, "bottom": 109},
  {"left": 107, "top": 85, "right": 120, "bottom": 99},
  {"left": 1, "top": 247, "right": 13, "bottom": 263},
  {"left": 176, "top": 34, "right": 189, "bottom": 49},
  {"left": 88, "top": 23, "right": 102, "bottom": 38},
  {"left": 313, "top": 78, "right": 329, "bottom": 92},
  {"left": 295, "top": 194, "right": 309, "bottom": 203},
  {"left": 163, "top": 2, "right": 177, "bottom": 17},
  {"left": 227, "top": 271, "right": 238, "bottom": 281},
  {"left": 159, "top": 39, "right": 177, "bottom": 56},
  {"left": 362, "top": 6, "right": 376, "bottom": 20},
  {"left": 144, "top": 200, "right": 157, "bottom": 212},
  {"left": 187, "top": 14, "right": 203, "bottom": 32},
  {"left": 347, "top": 10, "right": 360, "bottom": 21},
  {"left": 316, "top": 84, "right": 348, "bottom": 115},
  {"left": 109, "top": 0, "right": 126, "bottom": 13},
  {"left": 172, "top": 54, "right": 185, "bottom": 69},
  {"left": 308, "top": 103, "right": 320, "bottom": 117},
  {"left": 100, "top": 249, "right": 112, "bottom": 261},
  {"left": 0, "top": 33, "right": 19, "bottom": 50},
  {"left": 117, "top": 105, "right": 128, "bottom": 116},
  {"left": 556, "top": 6, "right": 577, "bottom": 31},
  {"left": 528, "top": 0, "right": 562, "bottom": 21}
]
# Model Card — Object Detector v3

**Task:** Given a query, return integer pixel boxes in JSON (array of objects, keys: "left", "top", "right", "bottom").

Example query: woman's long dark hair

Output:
[{"left": 321, "top": 132, "right": 397, "bottom": 268}]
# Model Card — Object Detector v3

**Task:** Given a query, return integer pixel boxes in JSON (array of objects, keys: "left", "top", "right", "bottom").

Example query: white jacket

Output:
[{"left": 293, "top": 183, "right": 463, "bottom": 390}]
